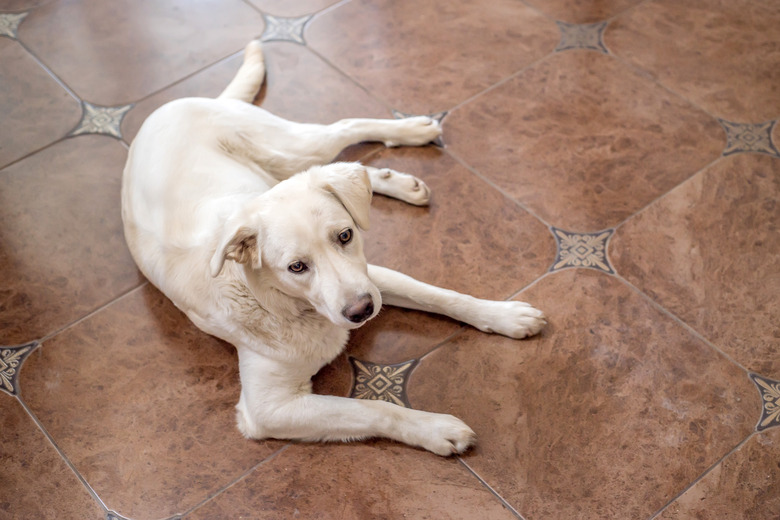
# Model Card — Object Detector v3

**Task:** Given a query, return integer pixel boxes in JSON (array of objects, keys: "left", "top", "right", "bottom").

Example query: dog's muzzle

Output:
[{"left": 342, "top": 294, "right": 375, "bottom": 324}]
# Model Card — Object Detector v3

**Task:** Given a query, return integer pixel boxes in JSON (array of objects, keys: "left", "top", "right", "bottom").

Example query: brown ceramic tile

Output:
[
  {"left": 0, "top": 393, "right": 105, "bottom": 519},
  {"left": 312, "top": 308, "right": 463, "bottom": 400},
  {"left": 123, "top": 41, "right": 389, "bottom": 157},
  {"left": 306, "top": 0, "right": 559, "bottom": 114},
  {"left": 408, "top": 269, "right": 757, "bottom": 519},
  {"left": 606, "top": 0, "right": 780, "bottom": 123},
  {"left": 363, "top": 146, "right": 556, "bottom": 300},
  {"left": 0, "top": 136, "right": 143, "bottom": 345},
  {"left": 186, "top": 442, "right": 518, "bottom": 520},
  {"left": 610, "top": 154, "right": 780, "bottom": 378},
  {"left": 524, "top": 0, "right": 644, "bottom": 24},
  {"left": 248, "top": 0, "right": 341, "bottom": 17},
  {"left": 20, "top": 284, "right": 284, "bottom": 519},
  {"left": 658, "top": 429, "right": 780, "bottom": 520},
  {"left": 0, "top": 38, "right": 81, "bottom": 168},
  {"left": 446, "top": 51, "right": 725, "bottom": 231},
  {"left": 19, "top": 0, "right": 265, "bottom": 105}
]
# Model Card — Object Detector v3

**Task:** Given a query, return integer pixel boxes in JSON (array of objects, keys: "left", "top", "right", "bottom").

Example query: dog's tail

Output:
[{"left": 218, "top": 40, "right": 266, "bottom": 103}]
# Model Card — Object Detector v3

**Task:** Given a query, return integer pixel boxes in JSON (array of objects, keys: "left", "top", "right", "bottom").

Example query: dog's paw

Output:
[
  {"left": 474, "top": 300, "right": 546, "bottom": 339},
  {"left": 371, "top": 168, "right": 431, "bottom": 206},
  {"left": 384, "top": 116, "right": 442, "bottom": 147},
  {"left": 414, "top": 413, "right": 476, "bottom": 456}
]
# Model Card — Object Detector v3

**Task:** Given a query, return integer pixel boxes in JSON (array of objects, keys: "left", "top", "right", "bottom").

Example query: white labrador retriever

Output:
[{"left": 122, "top": 41, "right": 545, "bottom": 456}]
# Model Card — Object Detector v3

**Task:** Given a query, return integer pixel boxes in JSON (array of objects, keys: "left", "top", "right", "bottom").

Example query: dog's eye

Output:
[
  {"left": 288, "top": 261, "right": 308, "bottom": 273},
  {"left": 338, "top": 228, "right": 353, "bottom": 245}
]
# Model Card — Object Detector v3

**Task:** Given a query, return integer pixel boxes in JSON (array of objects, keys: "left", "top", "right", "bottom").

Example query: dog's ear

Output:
[
  {"left": 210, "top": 220, "right": 262, "bottom": 277},
  {"left": 312, "top": 163, "right": 372, "bottom": 230}
]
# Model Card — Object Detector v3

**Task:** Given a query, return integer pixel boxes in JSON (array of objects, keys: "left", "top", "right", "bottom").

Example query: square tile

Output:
[
  {"left": 409, "top": 269, "right": 758, "bottom": 519},
  {"left": 0, "top": 38, "right": 81, "bottom": 168},
  {"left": 19, "top": 0, "right": 265, "bottom": 105},
  {"left": 610, "top": 154, "right": 780, "bottom": 378},
  {"left": 0, "top": 394, "right": 105, "bottom": 519},
  {"left": 185, "top": 443, "right": 518, "bottom": 519},
  {"left": 20, "top": 285, "right": 284, "bottom": 519},
  {"left": 0, "top": 136, "right": 143, "bottom": 344},
  {"left": 606, "top": 0, "right": 780, "bottom": 122},
  {"left": 306, "top": 0, "right": 559, "bottom": 113},
  {"left": 446, "top": 51, "right": 725, "bottom": 230}
]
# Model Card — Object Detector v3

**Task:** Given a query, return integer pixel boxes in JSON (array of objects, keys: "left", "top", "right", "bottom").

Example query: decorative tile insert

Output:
[
  {"left": 0, "top": 12, "right": 27, "bottom": 39},
  {"left": 69, "top": 101, "right": 133, "bottom": 139},
  {"left": 0, "top": 342, "right": 37, "bottom": 396},
  {"left": 720, "top": 120, "right": 780, "bottom": 157},
  {"left": 349, "top": 357, "right": 418, "bottom": 408},
  {"left": 392, "top": 109, "right": 447, "bottom": 147},
  {"left": 551, "top": 227, "right": 614, "bottom": 274},
  {"left": 555, "top": 21, "right": 609, "bottom": 54},
  {"left": 750, "top": 373, "right": 780, "bottom": 432},
  {"left": 260, "top": 14, "right": 312, "bottom": 45}
]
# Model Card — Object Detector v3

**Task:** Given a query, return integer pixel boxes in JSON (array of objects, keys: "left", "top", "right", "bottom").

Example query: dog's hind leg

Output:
[
  {"left": 219, "top": 40, "right": 266, "bottom": 103},
  {"left": 368, "top": 265, "right": 546, "bottom": 339}
]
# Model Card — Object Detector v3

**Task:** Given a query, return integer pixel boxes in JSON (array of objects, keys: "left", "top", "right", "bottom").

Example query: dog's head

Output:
[{"left": 209, "top": 162, "right": 381, "bottom": 328}]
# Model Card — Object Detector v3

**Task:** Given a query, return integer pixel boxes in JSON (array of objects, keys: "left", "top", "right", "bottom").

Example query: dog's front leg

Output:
[
  {"left": 368, "top": 265, "right": 546, "bottom": 339},
  {"left": 234, "top": 348, "right": 475, "bottom": 456}
]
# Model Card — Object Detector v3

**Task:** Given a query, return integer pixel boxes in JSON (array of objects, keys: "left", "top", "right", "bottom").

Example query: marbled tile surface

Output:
[
  {"left": 20, "top": 285, "right": 284, "bottom": 519},
  {"left": 409, "top": 269, "right": 758, "bottom": 520},
  {"left": 306, "top": 0, "right": 560, "bottom": 114},
  {"left": 605, "top": 0, "right": 780, "bottom": 123},
  {"left": 445, "top": 50, "right": 725, "bottom": 230},
  {"left": 0, "top": 136, "right": 143, "bottom": 345},
  {"left": 610, "top": 153, "right": 780, "bottom": 378},
  {"left": 2, "top": 0, "right": 778, "bottom": 518}
]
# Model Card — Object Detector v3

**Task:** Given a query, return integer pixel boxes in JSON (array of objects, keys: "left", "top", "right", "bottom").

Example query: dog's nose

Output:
[{"left": 342, "top": 294, "right": 375, "bottom": 323}]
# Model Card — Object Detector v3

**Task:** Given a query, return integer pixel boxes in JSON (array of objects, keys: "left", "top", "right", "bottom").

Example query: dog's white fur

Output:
[{"left": 122, "top": 41, "right": 545, "bottom": 456}]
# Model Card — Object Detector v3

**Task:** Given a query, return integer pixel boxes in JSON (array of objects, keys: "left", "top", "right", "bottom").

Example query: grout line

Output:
[
  {"left": 443, "top": 146, "right": 555, "bottom": 230},
  {"left": 37, "top": 281, "right": 149, "bottom": 344},
  {"left": 613, "top": 274, "right": 751, "bottom": 375},
  {"left": 17, "top": 396, "right": 110, "bottom": 515},
  {"left": 610, "top": 154, "right": 725, "bottom": 234},
  {"left": 457, "top": 458, "right": 527, "bottom": 520},
  {"left": 648, "top": 432, "right": 754, "bottom": 520},
  {"left": 16, "top": 39, "right": 82, "bottom": 103},
  {"left": 179, "top": 443, "right": 292, "bottom": 517}
]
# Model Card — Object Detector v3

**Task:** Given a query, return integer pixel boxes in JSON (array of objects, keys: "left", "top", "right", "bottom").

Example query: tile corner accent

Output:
[
  {"left": 0, "top": 12, "right": 28, "bottom": 40},
  {"left": 260, "top": 14, "right": 312, "bottom": 45},
  {"left": 550, "top": 227, "right": 615, "bottom": 274},
  {"left": 349, "top": 357, "right": 418, "bottom": 408},
  {"left": 0, "top": 341, "right": 38, "bottom": 396},
  {"left": 719, "top": 119, "right": 780, "bottom": 157},
  {"left": 555, "top": 21, "right": 609, "bottom": 54},
  {"left": 392, "top": 110, "right": 448, "bottom": 147},
  {"left": 749, "top": 373, "right": 780, "bottom": 432},
  {"left": 69, "top": 101, "right": 134, "bottom": 139}
]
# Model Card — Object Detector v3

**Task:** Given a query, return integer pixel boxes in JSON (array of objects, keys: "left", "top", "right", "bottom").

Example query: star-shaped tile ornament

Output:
[
  {"left": 551, "top": 227, "right": 615, "bottom": 274},
  {"left": 260, "top": 14, "right": 312, "bottom": 45},
  {"left": 750, "top": 373, "right": 780, "bottom": 432},
  {"left": 349, "top": 357, "right": 418, "bottom": 408},
  {"left": 0, "top": 12, "right": 28, "bottom": 39},
  {"left": 555, "top": 21, "right": 609, "bottom": 54},
  {"left": 0, "top": 342, "right": 37, "bottom": 396},
  {"left": 720, "top": 120, "right": 780, "bottom": 157},
  {"left": 392, "top": 109, "right": 447, "bottom": 147},
  {"left": 69, "top": 101, "right": 133, "bottom": 139}
]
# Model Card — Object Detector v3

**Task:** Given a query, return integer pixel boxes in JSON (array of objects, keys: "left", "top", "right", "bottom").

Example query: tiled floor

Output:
[{"left": 1, "top": 1, "right": 778, "bottom": 519}]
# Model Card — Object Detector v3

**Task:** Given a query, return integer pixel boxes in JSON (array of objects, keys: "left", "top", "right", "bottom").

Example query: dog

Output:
[{"left": 121, "top": 41, "right": 545, "bottom": 456}]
